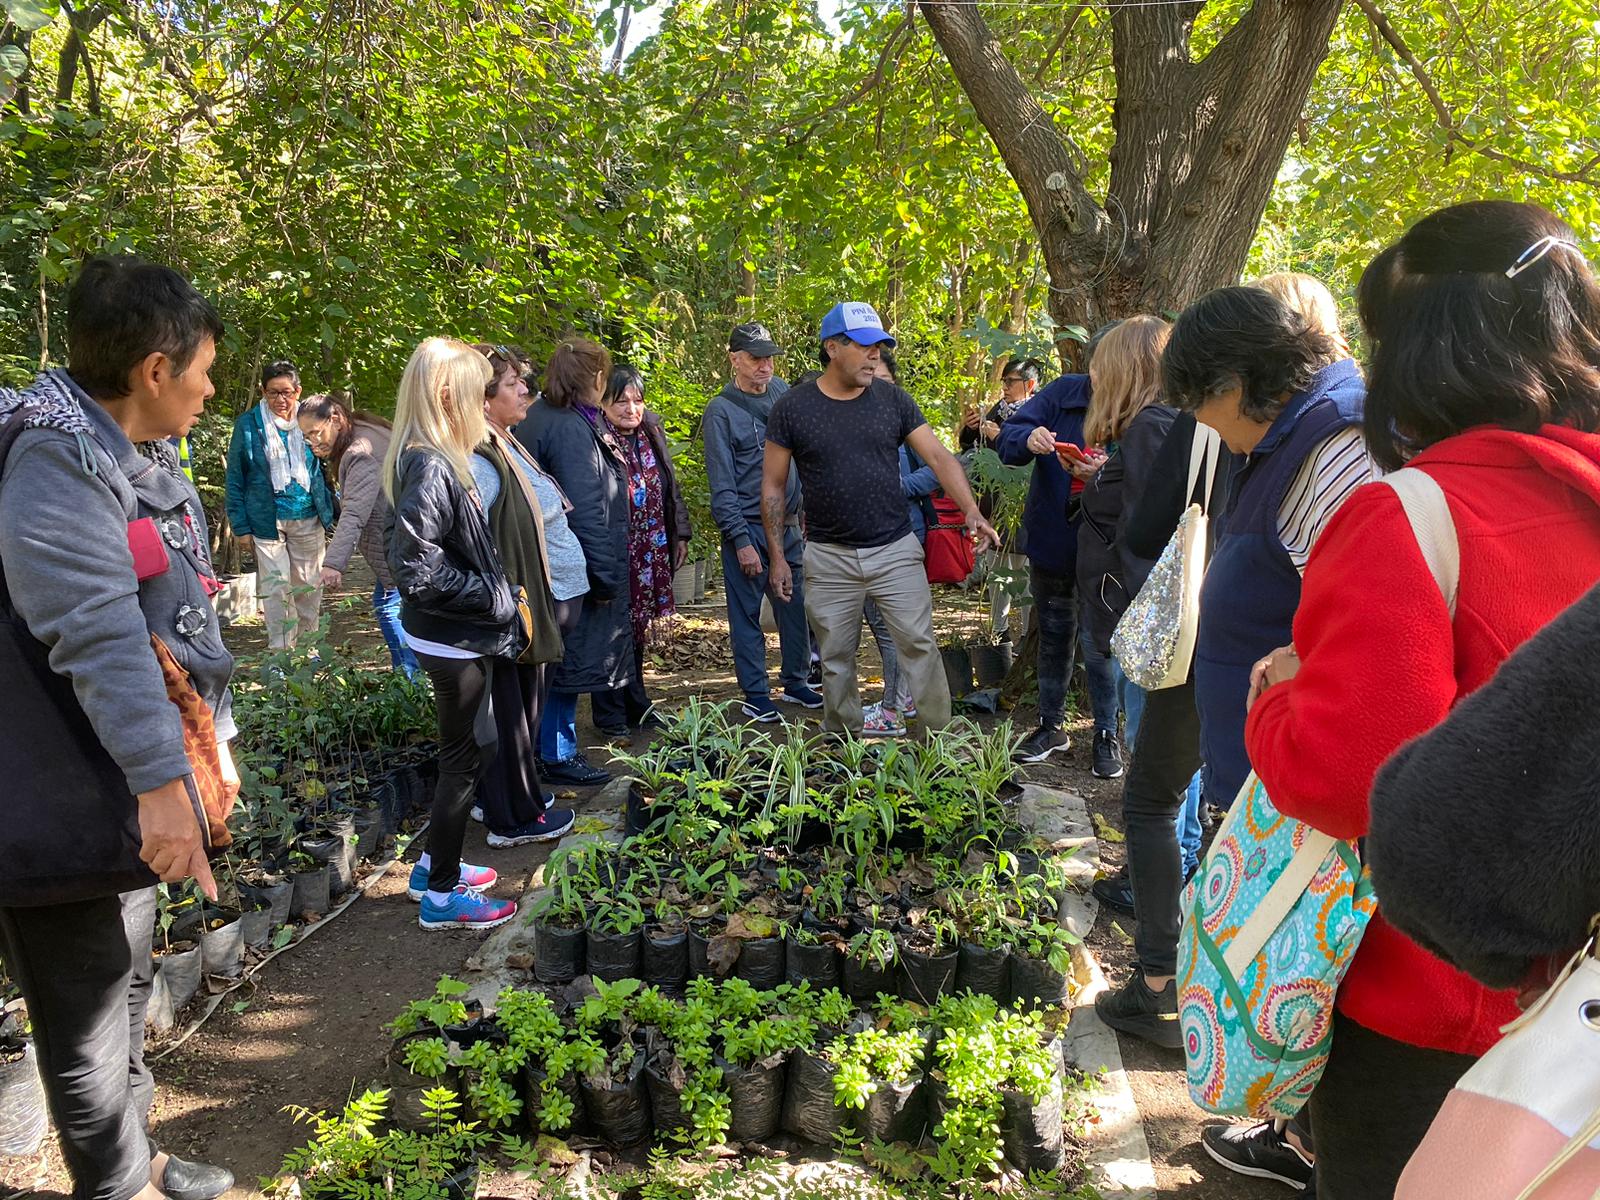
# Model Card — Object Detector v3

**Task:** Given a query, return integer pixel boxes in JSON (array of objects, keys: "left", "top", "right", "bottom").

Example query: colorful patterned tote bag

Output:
[{"left": 1175, "top": 468, "right": 1458, "bottom": 1118}]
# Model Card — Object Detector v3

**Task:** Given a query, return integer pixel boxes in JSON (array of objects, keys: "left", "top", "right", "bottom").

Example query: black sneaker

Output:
[
  {"left": 1299, "top": 1167, "right": 1316, "bottom": 1196},
  {"left": 633, "top": 708, "right": 668, "bottom": 732},
  {"left": 595, "top": 724, "right": 630, "bottom": 741},
  {"left": 1093, "top": 968, "right": 1181, "bottom": 1049},
  {"left": 541, "top": 754, "right": 611, "bottom": 787},
  {"left": 1092, "top": 729, "right": 1124, "bottom": 779},
  {"left": 1091, "top": 871, "right": 1136, "bottom": 916},
  {"left": 1014, "top": 725, "right": 1071, "bottom": 763},
  {"left": 1201, "top": 1122, "right": 1314, "bottom": 1189},
  {"left": 807, "top": 661, "right": 823, "bottom": 687},
  {"left": 486, "top": 807, "right": 575, "bottom": 847}
]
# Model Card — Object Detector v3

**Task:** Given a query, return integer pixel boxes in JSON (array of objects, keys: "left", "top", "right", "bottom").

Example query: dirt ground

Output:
[{"left": 0, "top": 576, "right": 1286, "bottom": 1199}]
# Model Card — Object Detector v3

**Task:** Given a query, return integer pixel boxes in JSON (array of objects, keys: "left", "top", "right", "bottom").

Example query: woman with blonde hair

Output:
[
  {"left": 1069, "top": 315, "right": 1172, "bottom": 779},
  {"left": 386, "top": 337, "right": 525, "bottom": 932}
]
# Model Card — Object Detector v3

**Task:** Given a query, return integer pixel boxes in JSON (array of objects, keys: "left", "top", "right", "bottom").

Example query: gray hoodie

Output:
[
  {"left": 702, "top": 378, "right": 802, "bottom": 551},
  {"left": 0, "top": 370, "right": 235, "bottom": 796}
]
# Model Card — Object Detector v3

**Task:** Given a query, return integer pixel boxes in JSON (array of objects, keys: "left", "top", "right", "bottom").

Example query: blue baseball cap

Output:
[{"left": 819, "top": 301, "right": 897, "bottom": 348}]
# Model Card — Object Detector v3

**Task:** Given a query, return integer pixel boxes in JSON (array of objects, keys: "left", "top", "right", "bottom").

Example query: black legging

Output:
[
  {"left": 415, "top": 652, "right": 497, "bottom": 893},
  {"left": 1123, "top": 677, "right": 1202, "bottom": 976},
  {"left": 591, "top": 641, "right": 651, "bottom": 730}
]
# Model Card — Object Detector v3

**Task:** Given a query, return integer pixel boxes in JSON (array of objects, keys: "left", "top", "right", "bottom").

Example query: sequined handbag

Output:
[{"left": 1111, "top": 423, "right": 1220, "bottom": 690}]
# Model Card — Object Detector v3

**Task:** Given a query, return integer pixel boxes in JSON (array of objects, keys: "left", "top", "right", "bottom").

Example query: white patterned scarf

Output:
[{"left": 258, "top": 398, "right": 311, "bottom": 494}]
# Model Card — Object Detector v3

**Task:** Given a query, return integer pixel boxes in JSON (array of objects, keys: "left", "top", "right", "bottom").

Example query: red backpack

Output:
[{"left": 923, "top": 493, "right": 975, "bottom": 584}]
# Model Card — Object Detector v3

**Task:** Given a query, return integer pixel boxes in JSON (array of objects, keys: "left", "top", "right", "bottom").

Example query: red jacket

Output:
[{"left": 1245, "top": 425, "right": 1600, "bottom": 1056}]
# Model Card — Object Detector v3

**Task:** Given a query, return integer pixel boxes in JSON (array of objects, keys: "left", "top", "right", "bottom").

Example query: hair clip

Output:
[{"left": 1505, "top": 235, "right": 1582, "bottom": 279}]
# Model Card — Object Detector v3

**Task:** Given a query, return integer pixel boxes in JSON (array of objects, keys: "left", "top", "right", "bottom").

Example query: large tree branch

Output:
[
  {"left": 918, "top": 0, "right": 1113, "bottom": 334},
  {"left": 1352, "top": 0, "right": 1596, "bottom": 185}
]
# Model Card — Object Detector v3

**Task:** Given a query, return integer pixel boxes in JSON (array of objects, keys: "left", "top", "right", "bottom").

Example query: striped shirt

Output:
[{"left": 1277, "top": 425, "right": 1382, "bottom": 574}]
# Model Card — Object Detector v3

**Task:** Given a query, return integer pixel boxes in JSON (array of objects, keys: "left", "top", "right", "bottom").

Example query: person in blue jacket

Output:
[
  {"left": 995, "top": 367, "right": 1094, "bottom": 763},
  {"left": 225, "top": 359, "right": 336, "bottom": 650}
]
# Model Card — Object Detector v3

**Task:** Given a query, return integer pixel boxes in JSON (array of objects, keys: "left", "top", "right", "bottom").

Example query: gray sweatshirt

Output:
[
  {"left": 0, "top": 371, "right": 235, "bottom": 795},
  {"left": 702, "top": 379, "right": 802, "bottom": 550}
]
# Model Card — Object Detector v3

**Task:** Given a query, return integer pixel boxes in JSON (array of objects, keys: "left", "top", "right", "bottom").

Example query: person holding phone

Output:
[{"left": 0, "top": 256, "right": 237, "bottom": 1200}]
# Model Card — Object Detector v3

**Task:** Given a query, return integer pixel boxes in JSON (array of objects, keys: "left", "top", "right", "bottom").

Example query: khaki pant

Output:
[
  {"left": 255, "top": 516, "right": 326, "bottom": 650},
  {"left": 804, "top": 534, "right": 951, "bottom": 735}
]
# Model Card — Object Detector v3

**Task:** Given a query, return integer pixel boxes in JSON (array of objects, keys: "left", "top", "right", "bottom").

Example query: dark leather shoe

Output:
[{"left": 160, "top": 1155, "right": 234, "bottom": 1200}]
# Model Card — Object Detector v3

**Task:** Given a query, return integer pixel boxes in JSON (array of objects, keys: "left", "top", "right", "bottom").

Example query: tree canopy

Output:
[{"left": 2, "top": 0, "right": 1595, "bottom": 427}]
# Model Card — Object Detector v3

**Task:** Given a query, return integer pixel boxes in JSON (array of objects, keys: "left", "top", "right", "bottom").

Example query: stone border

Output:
[
  {"left": 1016, "top": 782, "right": 1157, "bottom": 1198},
  {"left": 464, "top": 777, "right": 1156, "bottom": 1196}
]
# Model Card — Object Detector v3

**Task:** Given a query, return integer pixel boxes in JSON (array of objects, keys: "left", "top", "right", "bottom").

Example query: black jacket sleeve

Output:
[
  {"left": 387, "top": 451, "right": 512, "bottom": 624},
  {"left": 1368, "top": 581, "right": 1600, "bottom": 990},
  {"left": 1123, "top": 412, "right": 1196, "bottom": 561},
  {"left": 539, "top": 417, "right": 625, "bottom": 602},
  {"left": 1115, "top": 406, "right": 1177, "bottom": 589}
]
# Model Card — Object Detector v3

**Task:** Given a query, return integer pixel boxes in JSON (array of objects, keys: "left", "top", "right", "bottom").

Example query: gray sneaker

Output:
[{"left": 1014, "top": 725, "right": 1071, "bottom": 763}]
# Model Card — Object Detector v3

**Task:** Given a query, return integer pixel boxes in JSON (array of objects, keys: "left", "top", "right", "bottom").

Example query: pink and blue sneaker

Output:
[
  {"left": 418, "top": 885, "right": 517, "bottom": 931},
  {"left": 408, "top": 861, "right": 497, "bottom": 901}
]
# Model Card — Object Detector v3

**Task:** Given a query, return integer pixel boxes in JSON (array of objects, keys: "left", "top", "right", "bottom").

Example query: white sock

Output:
[
  {"left": 426, "top": 889, "right": 455, "bottom": 907},
  {"left": 416, "top": 852, "right": 431, "bottom": 871}
]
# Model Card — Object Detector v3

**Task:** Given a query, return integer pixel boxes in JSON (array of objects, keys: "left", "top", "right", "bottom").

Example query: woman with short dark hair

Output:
[
  {"left": 297, "top": 394, "right": 416, "bottom": 676},
  {"left": 590, "top": 364, "right": 690, "bottom": 736},
  {"left": 224, "top": 359, "right": 336, "bottom": 650},
  {"left": 515, "top": 338, "right": 632, "bottom": 786},
  {"left": 1094, "top": 283, "right": 1374, "bottom": 1059},
  {"left": 0, "top": 255, "right": 235, "bottom": 1200},
  {"left": 1243, "top": 200, "right": 1600, "bottom": 1199}
]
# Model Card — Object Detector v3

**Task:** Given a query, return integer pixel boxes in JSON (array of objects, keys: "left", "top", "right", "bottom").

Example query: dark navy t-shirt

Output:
[{"left": 766, "top": 378, "right": 927, "bottom": 548}]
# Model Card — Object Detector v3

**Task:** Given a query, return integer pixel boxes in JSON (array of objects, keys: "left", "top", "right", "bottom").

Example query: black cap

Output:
[{"left": 728, "top": 322, "right": 783, "bottom": 357}]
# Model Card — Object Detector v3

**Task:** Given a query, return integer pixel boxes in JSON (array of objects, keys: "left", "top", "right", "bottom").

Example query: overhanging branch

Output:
[{"left": 1353, "top": 0, "right": 1595, "bottom": 185}]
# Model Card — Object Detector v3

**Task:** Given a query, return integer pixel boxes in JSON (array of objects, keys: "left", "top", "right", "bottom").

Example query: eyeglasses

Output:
[
  {"left": 263, "top": 387, "right": 298, "bottom": 399},
  {"left": 1001, "top": 376, "right": 1028, "bottom": 387}
]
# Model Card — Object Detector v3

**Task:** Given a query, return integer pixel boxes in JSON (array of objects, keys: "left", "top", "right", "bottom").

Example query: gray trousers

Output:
[
  {"left": 804, "top": 534, "right": 951, "bottom": 734},
  {"left": 0, "top": 887, "right": 158, "bottom": 1200}
]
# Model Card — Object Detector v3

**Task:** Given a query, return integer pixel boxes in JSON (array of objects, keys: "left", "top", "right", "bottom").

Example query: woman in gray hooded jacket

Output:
[{"left": 0, "top": 256, "right": 236, "bottom": 1200}]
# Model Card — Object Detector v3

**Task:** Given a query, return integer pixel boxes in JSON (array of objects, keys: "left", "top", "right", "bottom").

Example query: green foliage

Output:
[{"left": 388, "top": 975, "right": 470, "bottom": 1037}]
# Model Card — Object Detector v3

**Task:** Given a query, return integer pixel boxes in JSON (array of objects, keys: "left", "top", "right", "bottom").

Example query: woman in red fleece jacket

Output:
[{"left": 1245, "top": 200, "right": 1600, "bottom": 1200}]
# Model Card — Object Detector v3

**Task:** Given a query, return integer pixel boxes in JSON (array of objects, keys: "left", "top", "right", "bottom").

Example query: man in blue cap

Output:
[{"left": 761, "top": 301, "right": 999, "bottom": 735}]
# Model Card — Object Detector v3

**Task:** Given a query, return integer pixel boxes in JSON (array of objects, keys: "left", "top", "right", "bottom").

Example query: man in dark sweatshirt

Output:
[{"left": 703, "top": 321, "right": 821, "bottom": 722}]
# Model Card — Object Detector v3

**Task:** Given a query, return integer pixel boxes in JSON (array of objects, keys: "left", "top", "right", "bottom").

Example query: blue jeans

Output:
[
  {"left": 539, "top": 689, "right": 579, "bottom": 763},
  {"left": 373, "top": 585, "right": 420, "bottom": 677},
  {"left": 722, "top": 531, "right": 810, "bottom": 701},
  {"left": 1177, "top": 772, "right": 1205, "bottom": 879},
  {"left": 1078, "top": 621, "right": 1125, "bottom": 735},
  {"left": 1030, "top": 565, "right": 1079, "bottom": 728}
]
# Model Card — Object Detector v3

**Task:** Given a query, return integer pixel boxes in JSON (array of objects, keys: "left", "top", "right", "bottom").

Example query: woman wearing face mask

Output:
[
  {"left": 296, "top": 393, "right": 417, "bottom": 676},
  {"left": 225, "top": 360, "right": 336, "bottom": 650},
  {"left": 465, "top": 343, "right": 577, "bottom": 847},
  {"left": 590, "top": 365, "right": 691, "bottom": 737}
]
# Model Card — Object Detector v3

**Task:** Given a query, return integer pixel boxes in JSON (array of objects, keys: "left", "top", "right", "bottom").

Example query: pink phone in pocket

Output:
[{"left": 127, "top": 517, "right": 171, "bottom": 581}]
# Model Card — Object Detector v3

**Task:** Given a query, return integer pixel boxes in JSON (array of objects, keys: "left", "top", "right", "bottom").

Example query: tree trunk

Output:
[{"left": 919, "top": 0, "right": 1344, "bottom": 329}]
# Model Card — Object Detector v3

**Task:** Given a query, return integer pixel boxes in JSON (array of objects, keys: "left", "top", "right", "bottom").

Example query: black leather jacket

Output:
[{"left": 384, "top": 446, "right": 521, "bottom": 657}]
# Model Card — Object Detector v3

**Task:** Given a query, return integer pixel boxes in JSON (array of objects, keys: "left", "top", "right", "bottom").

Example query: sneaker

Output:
[
  {"left": 634, "top": 708, "right": 668, "bottom": 732},
  {"left": 1092, "top": 729, "right": 1125, "bottom": 779},
  {"left": 1014, "top": 725, "right": 1071, "bottom": 763},
  {"left": 408, "top": 860, "right": 497, "bottom": 902},
  {"left": 487, "top": 807, "right": 575, "bottom": 847},
  {"left": 1201, "top": 1122, "right": 1314, "bottom": 1189},
  {"left": 861, "top": 703, "right": 907, "bottom": 739},
  {"left": 807, "top": 661, "right": 822, "bottom": 687},
  {"left": 740, "top": 696, "right": 783, "bottom": 723},
  {"left": 1091, "top": 871, "right": 1136, "bottom": 916},
  {"left": 1093, "top": 967, "right": 1181, "bottom": 1049},
  {"left": 595, "top": 724, "right": 630, "bottom": 741},
  {"left": 1299, "top": 1168, "right": 1316, "bottom": 1196},
  {"left": 470, "top": 806, "right": 484, "bottom": 824},
  {"left": 780, "top": 683, "right": 824, "bottom": 709},
  {"left": 903, "top": 701, "right": 918, "bottom": 721},
  {"left": 541, "top": 754, "right": 611, "bottom": 787},
  {"left": 418, "top": 884, "right": 517, "bottom": 931}
]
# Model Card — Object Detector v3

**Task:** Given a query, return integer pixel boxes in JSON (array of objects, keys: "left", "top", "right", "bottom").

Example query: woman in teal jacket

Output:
[{"left": 224, "top": 360, "right": 336, "bottom": 650}]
